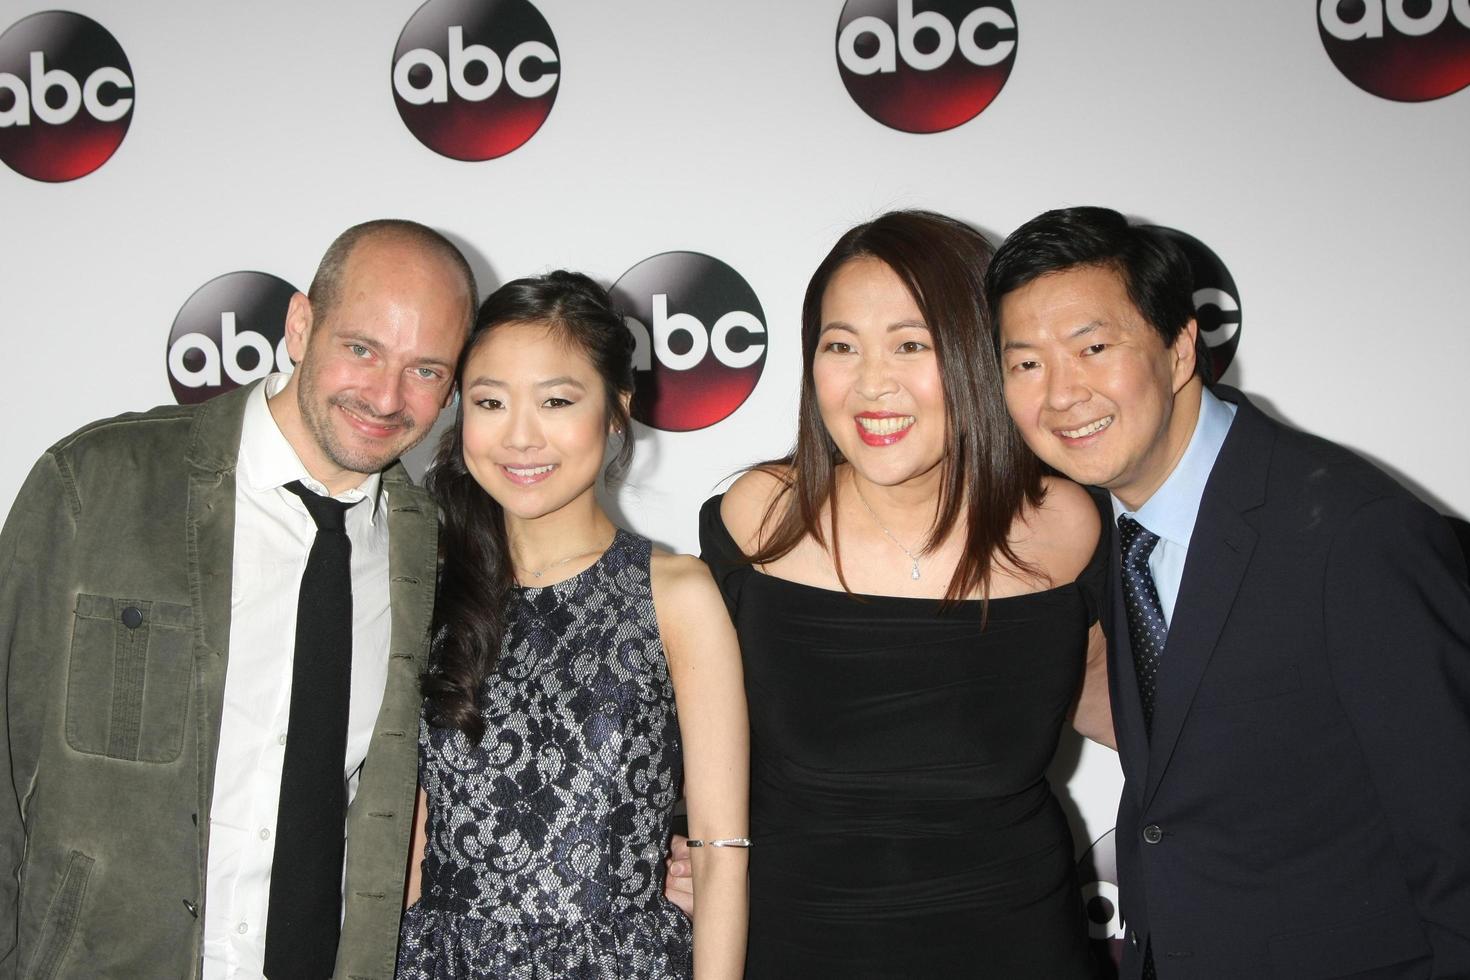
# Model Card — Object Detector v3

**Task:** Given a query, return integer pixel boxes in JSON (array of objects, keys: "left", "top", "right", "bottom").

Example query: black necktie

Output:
[
  {"left": 1117, "top": 514, "right": 1167, "bottom": 739},
  {"left": 264, "top": 480, "right": 359, "bottom": 979}
]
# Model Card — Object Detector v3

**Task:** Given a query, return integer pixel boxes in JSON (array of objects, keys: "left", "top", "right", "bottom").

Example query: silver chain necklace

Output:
[
  {"left": 517, "top": 534, "right": 613, "bottom": 580},
  {"left": 852, "top": 483, "right": 923, "bottom": 581}
]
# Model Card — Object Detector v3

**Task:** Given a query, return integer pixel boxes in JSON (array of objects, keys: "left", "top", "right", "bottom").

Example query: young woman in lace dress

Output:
[{"left": 397, "top": 271, "right": 748, "bottom": 979}]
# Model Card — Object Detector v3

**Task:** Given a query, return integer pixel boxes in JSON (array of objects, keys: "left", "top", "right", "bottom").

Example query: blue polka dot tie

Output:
[{"left": 1118, "top": 514, "right": 1166, "bottom": 739}]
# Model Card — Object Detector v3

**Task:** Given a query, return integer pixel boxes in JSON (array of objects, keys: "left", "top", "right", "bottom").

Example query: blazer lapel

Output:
[
  {"left": 182, "top": 384, "right": 251, "bottom": 794},
  {"left": 1142, "top": 386, "right": 1271, "bottom": 810},
  {"left": 1141, "top": 507, "right": 1256, "bottom": 809},
  {"left": 383, "top": 466, "right": 438, "bottom": 680},
  {"left": 337, "top": 463, "right": 438, "bottom": 976}
]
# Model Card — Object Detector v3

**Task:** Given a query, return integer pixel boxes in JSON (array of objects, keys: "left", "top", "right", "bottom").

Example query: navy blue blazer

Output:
[{"left": 1103, "top": 386, "right": 1470, "bottom": 979}]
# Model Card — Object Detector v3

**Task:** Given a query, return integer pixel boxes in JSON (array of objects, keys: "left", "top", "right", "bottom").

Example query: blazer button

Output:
[
  {"left": 182, "top": 899, "right": 198, "bottom": 918},
  {"left": 1129, "top": 931, "right": 1139, "bottom": 949},
  {"left": 121, "top": 606, "right": 144, "bottom": 629},
  {"left": 1143, "top": 824, "right": 1164, "bottom": 844}
]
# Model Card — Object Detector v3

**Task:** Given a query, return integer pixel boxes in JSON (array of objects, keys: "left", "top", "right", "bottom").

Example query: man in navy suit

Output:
[{"left": 987, "top": 206, "right": 1470, "bottom": 979}]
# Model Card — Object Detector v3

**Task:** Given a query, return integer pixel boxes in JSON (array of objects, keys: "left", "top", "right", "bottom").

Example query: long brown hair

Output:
[{"left": 746, "top": 210, "right": 1045, "bottom": 605}]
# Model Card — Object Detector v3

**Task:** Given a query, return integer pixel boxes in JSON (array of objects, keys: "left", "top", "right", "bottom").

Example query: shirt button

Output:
[
  {"left": 278, "top": 733, "right": 288, "bottom": 746},
  {"left": 1143, "top": 824, "right": 1164, "bottom": 845},
  {"left": 258, "top": 828, "right": 270, "bottom": 841},
  {"left": 236, "top": 921, "right": 249, "bottom": 935}
]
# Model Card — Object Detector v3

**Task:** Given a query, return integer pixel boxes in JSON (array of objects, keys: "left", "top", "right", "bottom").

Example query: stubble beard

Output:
[{"left": 295, "top": 364, "right": 420, "bottom": 478}]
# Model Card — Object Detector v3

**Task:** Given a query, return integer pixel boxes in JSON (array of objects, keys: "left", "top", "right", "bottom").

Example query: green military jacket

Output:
[{"left": 0, "top": 383, "right": 437, "bottom": 979}]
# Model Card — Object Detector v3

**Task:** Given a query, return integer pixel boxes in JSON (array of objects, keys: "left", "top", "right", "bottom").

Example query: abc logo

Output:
[
  {"left": 1319, "top": 0, "right": 1470, "bottom": 101},
  {"left": 167, "top": 272, "right": 298, "bottom": 405},
  {"left": 836, "top": 0, "right": 1018, "bottom": 133},
  {"left": 392, "top": 0, "right": 559, "bottom": 161},
  {"left": 1145, "top": 225, "right": 1242, "bottom": 381},
  {"left": 610, "top": 252, "right": 768, "bottom": 432},
  {"left": 0, "top": 11, "right": 134, "bottom": 182},
  {"left": 1076, "top": 829, "right": 1126, "bottom": 967}
]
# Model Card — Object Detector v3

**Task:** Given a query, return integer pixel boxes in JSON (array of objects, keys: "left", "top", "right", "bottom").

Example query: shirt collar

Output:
[
  {"left": 1111, "top": 386, "right": 1236, "bottom": 550},
  {"left": 239, "top": 373, "right": 384, "bottom": 522}
]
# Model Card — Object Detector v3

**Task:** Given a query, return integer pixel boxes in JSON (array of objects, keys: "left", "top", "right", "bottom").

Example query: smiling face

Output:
[
  {"left": 812, "top": 256, "right": 947, "bottom": 489},
  {"left": 459, "top": 320, "right": 616, "bottom": 523},
  {"left": 998, "top": 263, "right": 1200, "bottom": 510},
  {"left": 278, "top": 236, "right": 470, "bottom": 492}
]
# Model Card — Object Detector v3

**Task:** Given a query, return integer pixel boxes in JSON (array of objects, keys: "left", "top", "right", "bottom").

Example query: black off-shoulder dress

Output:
[{"left": 699, "top": 495, "right": 1105, "bottom": 979}]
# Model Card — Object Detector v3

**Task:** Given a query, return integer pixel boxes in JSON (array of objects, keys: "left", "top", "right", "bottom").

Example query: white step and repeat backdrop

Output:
[{"left": 3, "top": 0, "right": 1468, "bottom": 959}]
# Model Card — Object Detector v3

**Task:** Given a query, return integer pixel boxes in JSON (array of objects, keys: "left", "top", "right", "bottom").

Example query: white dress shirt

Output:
[
  {"left": 202, "top": 374, "right": 393, "bottom": 979},
  {"left": 1111, "top": 386, "right": 1237, "bottom": 627}
]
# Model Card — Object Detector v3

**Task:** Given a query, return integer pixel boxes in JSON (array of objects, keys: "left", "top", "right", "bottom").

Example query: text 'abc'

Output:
[
  {"left": 624, "top": 295, "right": 765, "bottom": 373},
  {"left": 1320, "top": 0, "right": 1470, "bottom": 39},
  {"left": 0, "top": 53, "right": 131, "bottom": 127},
  {"left": 394, "top": 26, "right": 557, "bottom": 104},
  {"left": 839, "top": 1, "right": 1015, "bottom": 74}
]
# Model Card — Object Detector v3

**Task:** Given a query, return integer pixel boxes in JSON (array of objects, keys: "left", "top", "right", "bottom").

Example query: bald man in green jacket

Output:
[{"left": 0, "top": 219, "right": 474, "bottom": 979}]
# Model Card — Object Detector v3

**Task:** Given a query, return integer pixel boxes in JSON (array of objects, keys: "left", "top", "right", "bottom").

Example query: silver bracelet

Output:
[{"left": 685, "top": 837, "right": 751, "bottom": 848}]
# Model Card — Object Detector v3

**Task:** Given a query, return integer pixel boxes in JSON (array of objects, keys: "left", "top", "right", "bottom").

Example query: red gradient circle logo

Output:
[
  {"left": 836, "top": 0, "right": 1017, "bottom": 133},
  {"left": 610, "top": 252, "right": 767, "bottom": 432},
  {"left": 1319, "top": 0, "right": 1470, "bottom": 100},
  {"left": 1144, "top": 225, "right": 1243, "bottom": 381},
  {"left": 167, "top": 272, "right": 299, "bottom": 405},
  {"left": 392, "top": 0, "right": 559, "bottom": 160},
  {"left": 0, "top": 11, "right": 133, "bottom": 182}
]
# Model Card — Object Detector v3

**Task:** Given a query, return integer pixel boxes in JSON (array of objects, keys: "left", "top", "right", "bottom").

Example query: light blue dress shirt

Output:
[{"left": 1111, "top": 388, "right": 1236, "bottom": 627}]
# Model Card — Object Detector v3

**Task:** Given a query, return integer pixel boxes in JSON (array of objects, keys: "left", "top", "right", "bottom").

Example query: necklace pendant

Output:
[{"left": 910, "top": 560, "right": 921, "bottom": 581}]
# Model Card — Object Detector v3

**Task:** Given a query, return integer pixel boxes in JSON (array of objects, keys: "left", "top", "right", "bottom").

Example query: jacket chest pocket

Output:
[{"left": 66, "top": 593, "right": 194, "bottom": 763}]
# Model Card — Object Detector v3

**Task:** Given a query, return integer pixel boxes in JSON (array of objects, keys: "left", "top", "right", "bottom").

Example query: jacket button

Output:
[
  {"left": 1129, "top": 931, "right": 1139, "bottom": 948},
  {"left": 182, "top": 899, "right": 198, "bottom": 918},
  {"left": 1143, "top": 824, "right": 1164, "bottom": 844},
  {"left": 121, "top": 606, "right": 144, "bottom": 629}
]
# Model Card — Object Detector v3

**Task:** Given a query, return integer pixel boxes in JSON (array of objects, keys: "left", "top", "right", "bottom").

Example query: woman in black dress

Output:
[{"left": 699, "top": 211, "right": 1113, "bottom": 978}]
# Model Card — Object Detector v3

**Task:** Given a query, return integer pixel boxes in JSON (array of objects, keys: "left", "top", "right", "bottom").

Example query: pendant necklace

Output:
[
  {"left": 517, "top": 533, "right": 614, "bottom": 581},
  {"left": 852, "top": 483, "right": 923, "bottom": 581}
]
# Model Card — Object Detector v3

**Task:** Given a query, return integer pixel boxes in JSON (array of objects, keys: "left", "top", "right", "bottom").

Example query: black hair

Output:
[
  {"left": 423, "top": 270, "right": 635, "bottom": 743},
  {"left": 985, "top": 206, "right": 1209, "bottom": 381}
]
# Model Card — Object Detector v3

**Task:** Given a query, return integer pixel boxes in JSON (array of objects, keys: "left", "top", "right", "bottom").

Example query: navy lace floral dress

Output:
[{"left": 397, "top": 530, "right": 692, "bottom": 979}]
